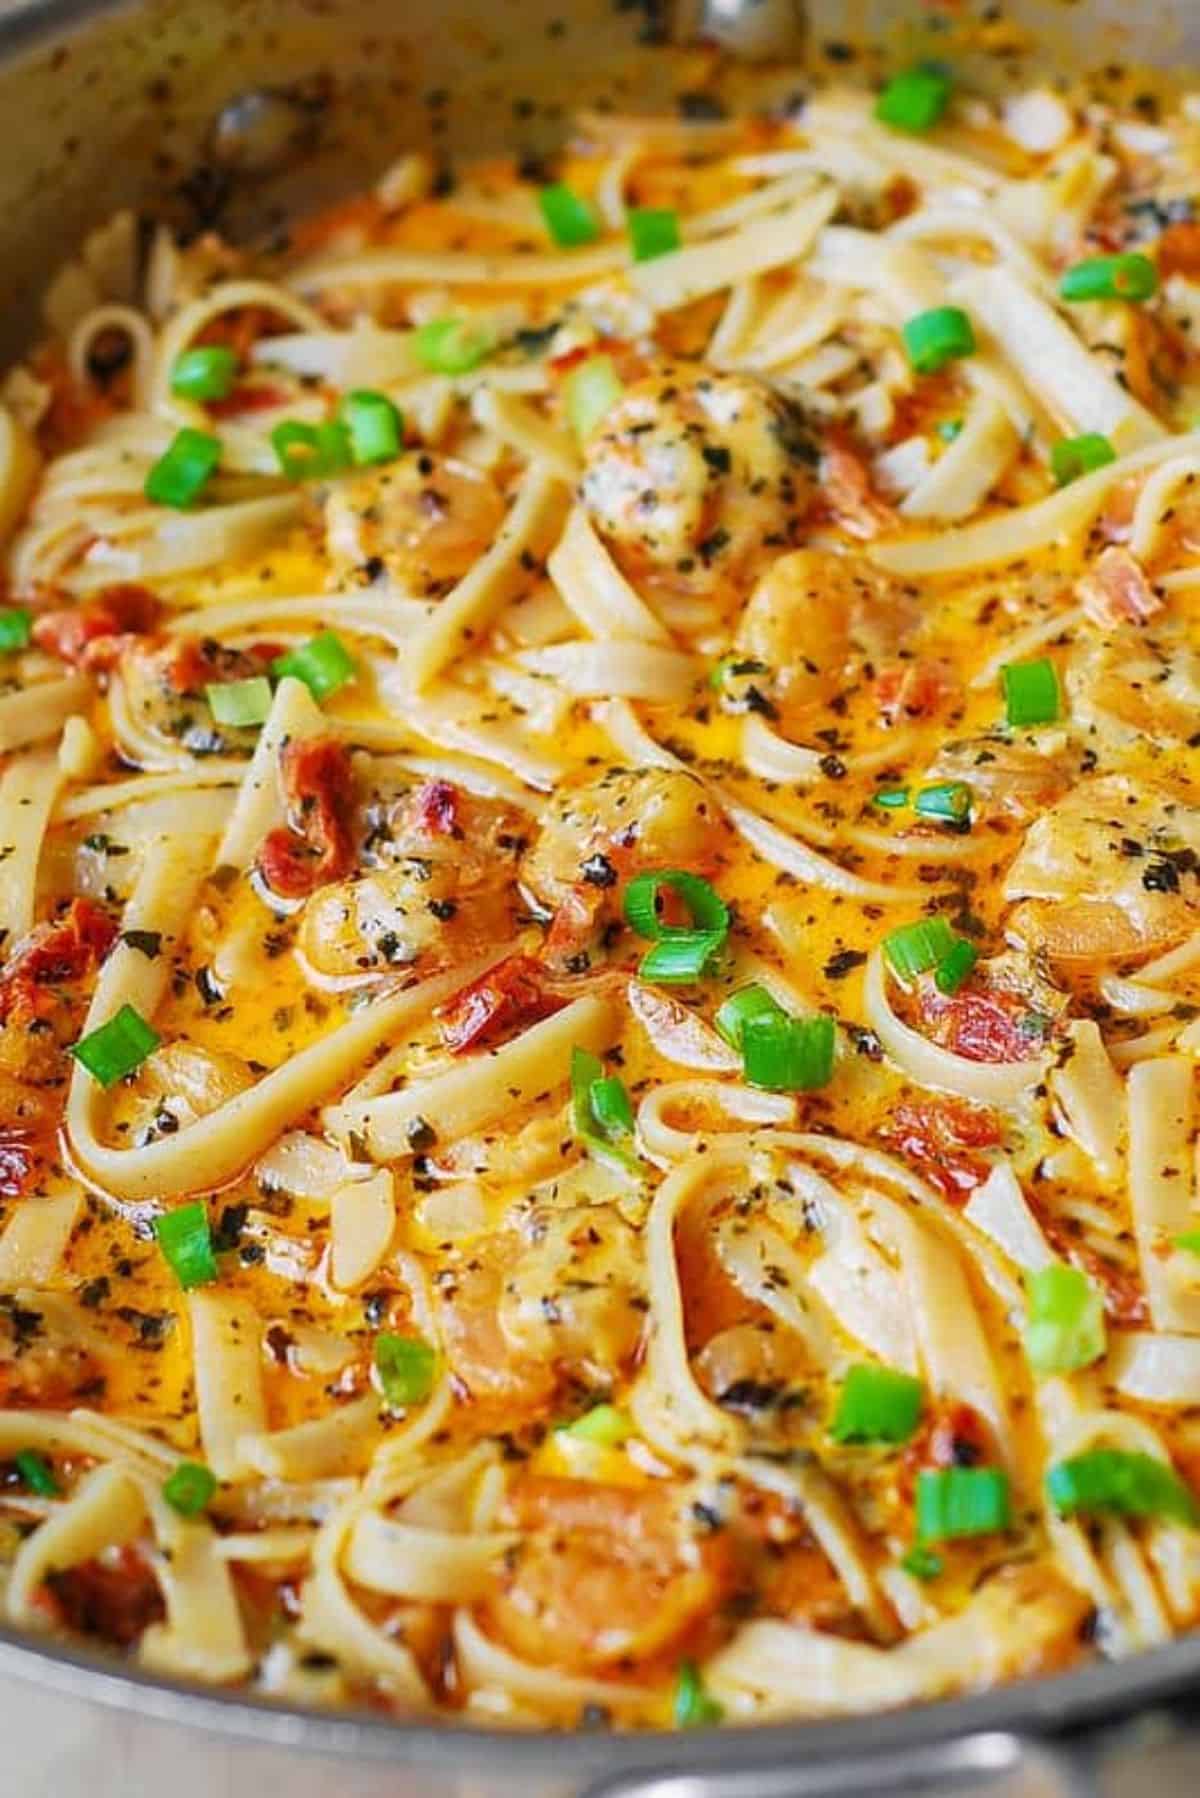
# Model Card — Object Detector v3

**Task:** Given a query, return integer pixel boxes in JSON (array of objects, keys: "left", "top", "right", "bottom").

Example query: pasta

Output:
[{"left": 5, "top": 52, "right": 1200, "bottom": 1737}]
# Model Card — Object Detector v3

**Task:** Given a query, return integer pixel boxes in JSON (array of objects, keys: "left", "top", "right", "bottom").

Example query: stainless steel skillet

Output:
[{"left": 0, "top": 0, "right": 1199, "bottom": 1789}]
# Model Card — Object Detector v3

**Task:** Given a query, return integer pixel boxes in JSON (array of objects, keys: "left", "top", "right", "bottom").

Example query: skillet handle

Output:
[{"left": 578, "top": 1713, "right": 1200, "bottom": 1798}]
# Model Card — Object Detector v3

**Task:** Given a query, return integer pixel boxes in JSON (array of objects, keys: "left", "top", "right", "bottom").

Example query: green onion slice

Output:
[
  {"left": 374, "top": 1331, "right": 437, "bottom": 1407},
  {"left": 1047, "top": 1449, "right": 1199, "bottom": 1526},
  {"left": 714, "top": 982, "right": 784, "bottom": 1049},
  {"left": 538, "top": 182, "right": 601, "bottom": 248},
  {"left": 205, "top": 675, "right": 272, "bottom": 729},
  {"left": 900, "top": 1544, "right": 943, "bottom": 1581},
  {"left": 637, "top": 931, "right": 726, "bottom": 985},
  {"left": 914, "top": 781, "right": 972, "bottom": 825},
  {"left": 170, "top": 346, "right": 237, "bottom": 402},
  {"left": 154, "top": 1201, "right": 218, "bottom": 1291},
  {"left": 901, "top": 306, "right": 976, "bottom": 375},
  {"left": 628, "top": 207, "right": 682, "bottom": 263},
  {"left": 872, "top": 786, "right": 910, "bottom": 810},
  {"left": 558, "top": 1404, "right": 632, "bottom": 1446},
  {"left": 882, "top": 916, "right": 957, "bottom": 981},
  {"left": 1060, "top": 252, "right": 1158, "bottom": 303},
  {"left": 145, "top": 427, "right": 221, "bottom": 509},
  {"left": 1175, "top": 1230, "right": 1200, "bottom": 1256},
  {"left": 1002, "top": 656, "right": 1061, "bottom": 728},
  {"left": 1024, "top": 1264, "right": 1106, "bottom": 1374},
  {"left": 624, "top": 870, "right": 729, "bottom": 940},
  {"left": 830, "top": 1363, "right": 923, "bottom": 1445},
  {"left": 875, "top": 63, "right": 952, "bottom": 134},
  {"left": 564, "top": 354, "right": 623, "bottom": 441},
  {"left": 673, "top": 1659, "right": 723, "bottom": 1728},
  {"left": 339, "top": 389, "right": 404, "bottom": 465},
  {"left": 916, "top": 1467, "right": 1011, "bottom": 1543},
  {"left": 0, "top": 607, "right": 33, "bottom": 654},
  {"left": 271, "top": 419, "right": 352, "bottom": 481},
  {"left": 1051, "top": 432, "right": 1117, "bottom": 486},
  {"left": 571, "top": 1045, "right": 640, "bottom": 1171},
  {"left": 271, "top": 630, "right": 356, "bottom": 701},
  {"left": 162, "top": 1460, "right": 218, "bottom": 1516},
  {"left": 413, "top": 316, "right": 494, "bottom": 374},
  {"left": 14, "top": 1450, "right": 59, "bottom": 1496},
  {"left": 743, "top": 1011, "right": 836, "bottom": 1093},
  {"left": 933, "top": 937, "right": 978, "bottom": 996},
  {"left": 71, "top": 1003, "right": 160, "bottom": 1088}
]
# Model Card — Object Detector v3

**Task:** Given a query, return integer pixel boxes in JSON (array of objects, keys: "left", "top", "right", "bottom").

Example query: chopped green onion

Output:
[
  {"left": 70, "top": 1003, "right": 160, "bottom": 1088},
  {"left": 1024, "top": 1264, "right": 1106, "bottom": 1374},
  {"left": 743, "top": 1011, "right": 836, "bottom": 1093},
  {"left": 1060, "top": 252, "right": 1158, "bottom": 304},
  {"left": 538, "top": 182, "right": 600, "bottom": 248},
  {"left": 170, "top": 346, "right": 237, "bottom": 402},
  {"left": 271, "top": 630, "right": 356, "bottom": 701},
  {"left": 571, "top": 1045, "right": 639, "bottom": 1170},
  {"left": 1051, "top": 432, "right": 1117, "bottom": 486},
  {"left": 14, "top": 1450, "right": 58, "bottom": 1497},
  {"left": 339, "top": 389, "right": 404, "bottom": 466},
  {"left": 936, "top": 418, "right": 963, "bottom": 442},
  {"left": 882, "top": 916, "right": 956, "bottom": 981},
  {"left": 0, "top": 607, "right": 32, "bottom": 654},
  {"left": 875, "top": 63, "right": 952, "bottom": 134},
  {"left": 624, "top": 870, "right": 729, "bottom": 940},
  {"left": 914, "top": 781, "right": 972, "bottom": 825},
  {"left": 162, "top": 1460, "right": 218, "bottom": 1517},
  {"left": 270, "top": 419, "right": 351, "bottom": 481},
  {"left": 714, "top": 982, "right": 784, "bottom": 1049},
  {"left": 413, "top": 316, "right": 494, "bottom": 375},
  {"left": 1175, "top": 1230, "right": 1200, "bottom": 1256},
  {"left": 589, "top": 1074, "right": 636, "bottom": 1137},
  {"left": 564, "top": 354, "right": 623, "bottom": 441},
  {"left": 872, "top": 786, "right": 910, "bottom": 810},
  {"left": 1002, "top": 656, "right": 1060, "bottom": 728},
  {"left": 900, "top": 1544, "right": 943, "bottom": 1581},
  {"left": 153, "top": 1201, "right": 218, "bottom": 1291},
  {"left": 375, "top": 1332, "right": 437, "bottom": 1407},
  {"left": 637, "top": 931, "right": 726, "bottom": 984},
  {"left": 830, "top": 1364, "right": 923, "bottom": 1445},
  {"left": 1046, "top": 1449, "right": 1199, "bottom": 1526},
  {"left": 624, "top": 869, "right": 730, "bottom": 985},
  {"left": 901, "top": 306, "right": 976, "bottom": 375},
  {"left": 144, "top": 427, "right": 221, "bottom": 509},
  {"left": 628, "top": 206, "right": 682, "bottom": 263},
  {"left": 933, "top": 937, "right": 978, "bottom": 996},
  {"left": 558, "top": 1404, "right": 632, "bottom": 1446},
  {"left": 673, "top": 1659, "right": 723, "bottom": 1728},
  {"left": 205, "top": 675, "right": 272, "bottom": 729},
  {"left": 916, "top": 1467, "right": 1011, "bottom": 1544}
]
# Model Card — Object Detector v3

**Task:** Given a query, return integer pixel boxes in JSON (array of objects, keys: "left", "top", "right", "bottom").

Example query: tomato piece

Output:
[
  {"left": 410, "top": 779, "right": 462, "bottom": 838},
  {"left": 916, "top": 979, "right": 1050, "bottom": 1065},
  {"left": 880, "top": 1098, "right": 1001, "bottom": 1201},
  {"left": 33, "top": 583, "right": 160, "bottom": 670},
  {"left": 39, "top": 1546, "right": 164, "bottom": 1648},
  {"left": 0, "top": 1131, "right": 37, "bottom": 1198},
  {"left": 875, "top": 658, "right": 958, "bottom": 724},
  {"left": 166, "top": 635, "right": 282, "bottom": 696},
  {"left": 0, "top": 898, "right": 117, "bottom": 1027},
  {"left": 256, "top": 736, "right": 356, "bottom": 901},
  {"left": 207, "top": 383, "right": 293, "bottom": 418},
  {"left": 438, "top": 953, "right": 564, "bottom": 1053}
]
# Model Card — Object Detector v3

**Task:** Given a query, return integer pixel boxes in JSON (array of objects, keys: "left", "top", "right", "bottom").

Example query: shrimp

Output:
[
  {"left": 925, "top": 734, "right": 1083, "bottom": 826},
  {"left": 116, "top": 634, "right": 279, "bottom": 760},
  {"left": 579, "top": 364, "right": 820, "bottom": 599},
  {"left": 732, "top": 547, "right": 920, "bottom": 726},
  {"left": 485, "top": 1475, "right": 730, "bottom": 1673},
  {"left": 297, "top": 780, "right": 526, "bottom": 980},
  {"left": 1067, "top": 628, "right": 1200, "bottom": 747},
  {"left": 1004, "top": 774, "right": 1200, "bottom": 965},
  {"left": 324, "top": 453, "right": 506, "bottom": 593},
  {"left": 497, "top": 1203, "right": 647, "bottom": 1384}
]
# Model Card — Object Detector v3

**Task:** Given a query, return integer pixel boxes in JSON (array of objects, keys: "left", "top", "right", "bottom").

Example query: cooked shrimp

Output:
[
  {"left": 1067, "top": 628, "right": 1200, "bottom": 746},
  {"left": 579, "top": 364, "right": 819, "bottom": 599},
  {"left": 485, "top": 1475, "right": 730, "bottom": 1672},
  {"left": 131, "top": 1042, "right": 252, "bottom": 1137},
  {"left": 925, "top": 734, "right": 1083, "bottom": 825},
  {"left": 324, "top": 453, "right": 507, "bottom": 593},
  {"left": 1004, "top": 774, "right": 1200, "bottom": 965},
  {"left": 297, "top": 780, "right": 526, "bottom": 980},
  {"left": 526, "top": 766, "right": 723, "bottom": 912},
  {"left": 498, "top": 1203, "right": 646, "bottom": 1383},
  {"left": 732, "top": 548, "right": 920, "bottom": 726}
]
